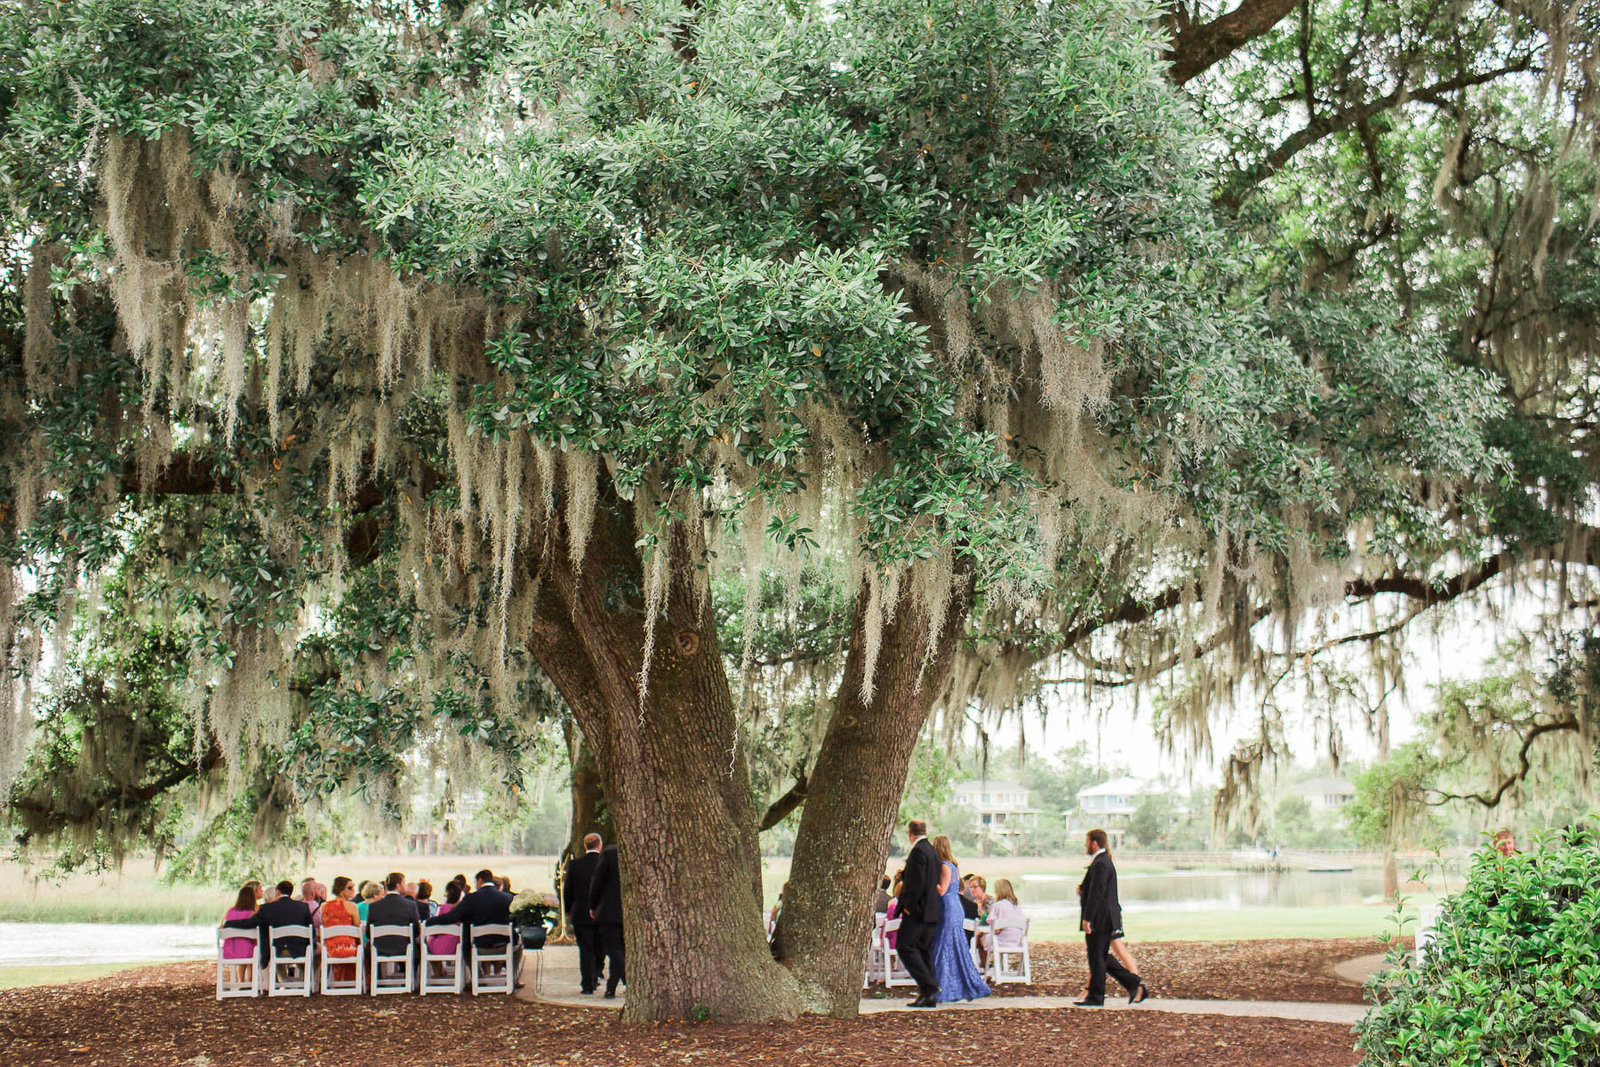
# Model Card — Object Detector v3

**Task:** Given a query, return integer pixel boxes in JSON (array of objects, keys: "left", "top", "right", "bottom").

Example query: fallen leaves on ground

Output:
[{"left": 0, "top": 940, "right": 1385, "bottom": 1067}]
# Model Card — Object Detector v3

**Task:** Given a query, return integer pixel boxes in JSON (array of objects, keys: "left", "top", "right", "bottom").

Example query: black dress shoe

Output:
[
  {"left": 1072, "top": 999, "right": 1104, "bottom": 1007},
  {"left": 604, "top": 990, "right": 617, "bottom": 999},
  {"left": 1130, "top": 983, "right": 1149, "bottom": 1005}
]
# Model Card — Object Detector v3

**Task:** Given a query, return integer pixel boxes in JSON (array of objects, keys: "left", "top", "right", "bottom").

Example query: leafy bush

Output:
[{"left": 1357, "top": 829, "right": 1600, "bottom": 1066}]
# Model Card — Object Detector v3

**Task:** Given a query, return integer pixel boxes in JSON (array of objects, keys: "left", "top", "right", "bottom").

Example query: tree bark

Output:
[
  {"left": 565, "top": 729, "right": 614, "bottom": 861},
  {"left": 526, "top": 493, "right": 802, "bottom": 1023},
  {"left": 772, "top": 570, "right": 975, "bottom": 1015}
]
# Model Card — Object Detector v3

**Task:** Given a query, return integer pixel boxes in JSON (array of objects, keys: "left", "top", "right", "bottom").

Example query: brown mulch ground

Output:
[
  {"left": 0, "top": 960, "right": 1360, "bottom": 1067},
  {"left": 864, "top": 937, "right": 1403, "bottom": 1004}
]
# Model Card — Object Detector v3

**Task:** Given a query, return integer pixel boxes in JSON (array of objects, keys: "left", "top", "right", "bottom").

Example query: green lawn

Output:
[{"left": 0, "top": 962, "right": 163, "bottom": 990}]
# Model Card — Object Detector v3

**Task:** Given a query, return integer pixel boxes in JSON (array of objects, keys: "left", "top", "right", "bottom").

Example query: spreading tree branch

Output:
[{"left": 1164, "top": 0, "right": 1300, "bottom": 85}]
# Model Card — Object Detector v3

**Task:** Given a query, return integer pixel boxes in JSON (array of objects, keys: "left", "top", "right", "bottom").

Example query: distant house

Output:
[
  {"left": 1291, "top": 776, "right": 1357, "bottom": 812},
  {"left": 950, "top": 779, "right": 1042, "bottom": 850},
  {"left": 1066, "top": 776, "right": 1171, "bottom": 849}
]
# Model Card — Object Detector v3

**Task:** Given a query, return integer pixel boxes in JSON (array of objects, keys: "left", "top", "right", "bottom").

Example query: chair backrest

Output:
[
  {"left": 269, "top": 924, "right": 312, "bottom": 944},
  {"left": 883, "top": 917, "right": 902, "bottom": 934},
  {"left": 219, "top": 926, "right": 260, "bottom": 945},
  {"left": 321, "top": 924, "right": 361, "bottom": 942},
  {"left": 961, "top": 918, "right": 977, "bottom": 932},
  {"left": 470, "top": 922, "right": 512, "bottom": 946},
  {"left": 369, "top": 924, "right": 415, "bottom": 953}
]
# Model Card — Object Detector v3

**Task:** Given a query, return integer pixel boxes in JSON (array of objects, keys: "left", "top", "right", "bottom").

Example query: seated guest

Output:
[
  {"left": 984, "top": 878, "right": 1027, "bottom": 952},
  {"left": 357, "top": 880, "right": 383, "bottom": 922},
  {"left": 874, "top": 876, "right": 892, "bottom": 914},
  {"left": 321, "top": 876, "right": 361, "bottom": 983},
  {"left": 427, "top": 869, "right": 518, "bottom": 982},
  {"left": 220, "top": 884, "right": 260, "bottom": 982},
  {"left": 415, "top": 880, "right": 437, "bottom": 920},
  {"left": 300, "top": 879, "right": 326, "bottom": 928},
  {"left": 426, "top": 879, "right": 465, "bottom": 977},
  {"left": 499, "top": 876, "right": 514, "bottom": 894},
  {"left": 367, "top": 871, "right": 424, "bottom": 967},
  {"left": 252, "top": 879, "right": 314, "bottom": 967},
  {"left": 885, "top": 878, "right": 903, "bottom": 949}
]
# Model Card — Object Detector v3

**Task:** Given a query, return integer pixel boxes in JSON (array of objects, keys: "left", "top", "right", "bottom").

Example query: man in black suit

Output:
[
  {"left": 248, "top": 880, "right": 313, "bottom": 969},
  {"left": 367, "top": 870, "right": 424, "bottom": 969},
  {"left": 427, "top": 868, "right": 519, "bottom": 981},
  {"left": 896, "top": 819, "right": 943, "bottom": 1008},
  {"left": 587, "top": 843, "right": 625, "bottom": 998},
  {"left": 1075, "top": 829, "right": 1145, "bottom": 1006},
  {"left": 564, "top": 833, "right": 605, "bottom": 995}
]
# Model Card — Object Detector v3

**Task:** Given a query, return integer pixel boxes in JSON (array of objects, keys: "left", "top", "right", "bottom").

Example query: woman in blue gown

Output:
[{"left": 929, "top": 834, "right": 991, "bottom": 1003}]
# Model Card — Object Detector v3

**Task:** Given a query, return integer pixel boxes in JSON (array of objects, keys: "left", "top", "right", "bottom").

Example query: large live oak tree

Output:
[{"left": 0, "top": 0, "right": 1534, "bottom": 1022}]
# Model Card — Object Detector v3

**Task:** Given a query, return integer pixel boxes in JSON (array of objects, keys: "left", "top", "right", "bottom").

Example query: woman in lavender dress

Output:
[{"left": 929, "top": 835, "right": 990, "bottom": 1003}]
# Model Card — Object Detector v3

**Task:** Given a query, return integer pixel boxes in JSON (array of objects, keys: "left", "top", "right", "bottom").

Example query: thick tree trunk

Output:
[
  {"left": 773, "top": 571, "right": 974, "bottom": 1015},
  {"left": 565, "top": 729, "right": 614, "bottom": 861},
  {"left": 527, "top": 496, "right": 802, "bottom": 1023}
]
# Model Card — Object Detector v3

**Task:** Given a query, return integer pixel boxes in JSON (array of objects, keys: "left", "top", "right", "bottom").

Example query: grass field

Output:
[{"left": 0, "top": 962, "right": 159, "bottom": 990}]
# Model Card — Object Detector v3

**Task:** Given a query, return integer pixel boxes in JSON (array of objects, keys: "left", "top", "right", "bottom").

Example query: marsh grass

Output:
[{"left": 0, "top": 853, "right": 564, "bottom": 925}]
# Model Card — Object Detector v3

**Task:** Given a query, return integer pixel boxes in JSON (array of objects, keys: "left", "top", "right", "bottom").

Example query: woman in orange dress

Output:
[{"left": 322, "top": 876, "right": 362, "bottom": 983}]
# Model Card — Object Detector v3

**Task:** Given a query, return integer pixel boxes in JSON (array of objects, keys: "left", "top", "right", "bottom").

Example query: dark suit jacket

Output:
[
  {"left": 426, "top": 883, "right": 514, "bottom": 946},
  {"left": 366, "top": 892, "right": 422, "bottom": 955},
  {"left": 588, "top": 845, "right": 623, "bottom": 927},
  {"left": 250, "top": 897, "right": 313, "bottom": 961},
  {"left": 897, "top": 838, "right": 942, "bottom": 924},
  {"left": 1079, "top": 850, "right": 1122, "bottom": 934},
  {"left": 565, "top": 851, "right": 603, "bottom": 927}
]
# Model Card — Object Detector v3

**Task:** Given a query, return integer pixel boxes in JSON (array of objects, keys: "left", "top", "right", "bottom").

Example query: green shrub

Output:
[{"left": 1357, "top": 829, "right": 1600, "bottom": 1066}]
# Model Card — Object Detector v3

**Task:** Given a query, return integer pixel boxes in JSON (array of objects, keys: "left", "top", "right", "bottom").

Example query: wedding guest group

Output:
[{"left": 219, "top": 867, "right": 525, "bottom": 991}]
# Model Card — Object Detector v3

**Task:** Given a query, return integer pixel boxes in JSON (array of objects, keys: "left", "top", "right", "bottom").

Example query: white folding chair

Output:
[
  {"left": 881, "top": 917, "right": 914, "bottom": 988},
  {"left": 419, "top": 928, "right": 464, "bottom": 995},
  {"left": 1415, "top": 903, "right": 1441, "bottom": 966},
  {"left": 369, "top": 925, "right": 416, "bottom": 995},
  {"left": 216, "top": 926, "right": 261, "bottom": 999},
  {"left": 469, "top": 923, "right": 516, "bottom": 995},
  {"left": 988, "top": 916, "right": 1032, "bottom": 984},
  {"left": 863, "top": 913, "right": 887, "bottom": 988},
  {"left": 266, "top": 924, "right": 316, "bottom": 997},
  {"left": 319, "top": 924, "right": 365, "bottom": 995},
  {"left": 962, "top": 918, "right": 981, "bottom": 970}
]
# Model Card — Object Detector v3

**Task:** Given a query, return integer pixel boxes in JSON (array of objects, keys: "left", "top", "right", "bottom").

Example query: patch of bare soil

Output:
[
  {"left": 0, "top": 961, "right": 1359, "bottom": 1067},
  {"left": 864, "top": 937, "right": 1401, "bottom": 1004}
]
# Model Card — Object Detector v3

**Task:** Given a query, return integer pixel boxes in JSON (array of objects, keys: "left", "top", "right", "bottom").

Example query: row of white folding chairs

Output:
[
  {"left": 217, "top": 923, "right": 516, "bottom": 999},
  {"left": 863, "top": 913, "right": 1032, "bottom": 988}
]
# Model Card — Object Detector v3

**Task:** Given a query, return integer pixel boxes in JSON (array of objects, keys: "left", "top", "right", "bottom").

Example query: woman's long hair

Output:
[
  {"left": 931, "top": 834, "right": 956, "bottom": 865},
  {"left": 994, "top": 878, "right": 1019, "bottom": 905},
  {"left": 231, "top": 884, "right": 258, "bottom": 913}
]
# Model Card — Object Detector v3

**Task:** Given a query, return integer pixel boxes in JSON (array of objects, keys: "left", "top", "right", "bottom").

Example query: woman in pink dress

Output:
[
  {"left": 426, "top": 879, "right": 465, "bottom": 977},
  {"left": 220, "top": 884, "right": 260, "bottom": 982}
]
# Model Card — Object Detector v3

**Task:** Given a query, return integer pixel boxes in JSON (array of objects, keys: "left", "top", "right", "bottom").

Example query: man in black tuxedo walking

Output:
[
  {"left": 1075, "top": 828, "right": 1146, "bottom": 1006},
  {"left": 587, "top": 843, "right": 626, "bottom": 999},
  {"left": 896, "top": 819, "right": 943, "bottom": 1008},
  {"left": 563, "top": 833, "right": 605, "bottom": 994}
]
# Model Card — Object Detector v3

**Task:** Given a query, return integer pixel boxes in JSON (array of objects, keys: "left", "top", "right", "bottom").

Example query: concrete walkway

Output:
[
  {"left": 517, "top": 945, "right": 1366, "bottom": 1025},
  {"left": 1331, "top": 952, "right": 1390, "bottom": 986}
]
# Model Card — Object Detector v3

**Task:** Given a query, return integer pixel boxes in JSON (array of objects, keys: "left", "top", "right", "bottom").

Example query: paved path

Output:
[
  {"left": 1331, "top": 952, "right": 1390, "bottom": 986},
  {"left": 517, "top": 946, "right": 1365, "bottom": 1025}
]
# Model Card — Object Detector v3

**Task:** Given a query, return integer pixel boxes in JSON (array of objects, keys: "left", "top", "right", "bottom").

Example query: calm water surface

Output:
[
  {"left": 1006, "top": 867, "right": 1389, "bottom": 924},
  {"left": 0, "top": 921, "right": 217, "bottom": 967}
]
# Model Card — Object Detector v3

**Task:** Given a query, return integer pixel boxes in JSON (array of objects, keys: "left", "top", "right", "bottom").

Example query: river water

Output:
[
  {"left": 1, "top": 869, "right": 1387, "bottom": 967},
  {"left": 1004, "top": 867, "right": 1390, "bottom": 925}
]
